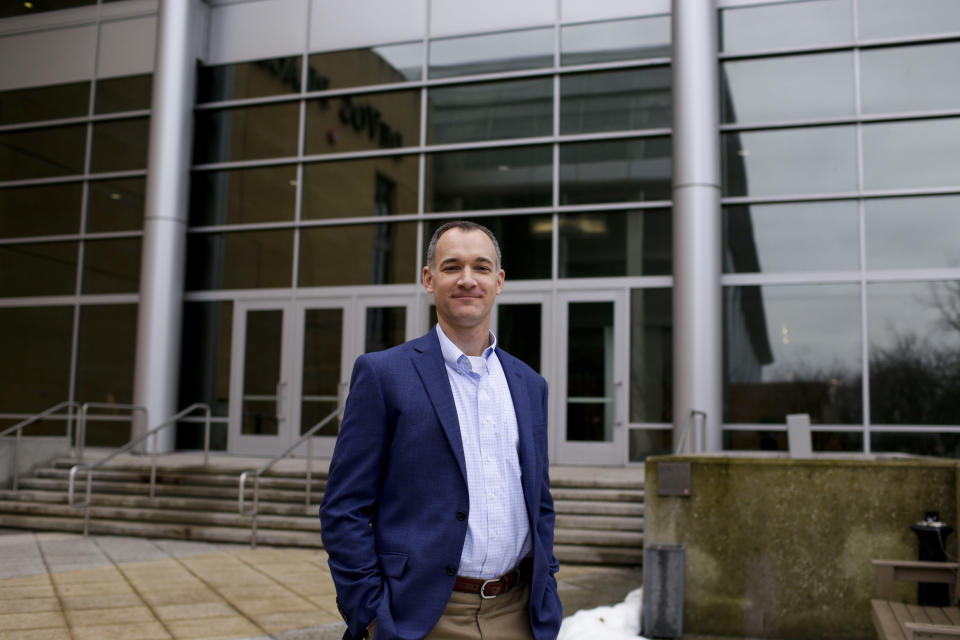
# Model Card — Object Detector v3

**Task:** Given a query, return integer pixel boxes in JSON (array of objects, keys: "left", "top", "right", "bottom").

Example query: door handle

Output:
[
  {"left": 276, "top": 381, "right": 286, "bottom": 423},
  {"left": 613, "top": 381, "right": 624, "bottom": 427}
]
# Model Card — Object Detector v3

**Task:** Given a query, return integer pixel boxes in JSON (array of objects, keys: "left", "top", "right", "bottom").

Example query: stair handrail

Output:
[
  {"left": 75, "top": 402, "right": 149, "bottom": 461},
  {"left": 1, "top": 401, "right": 79, "bottom": 492},
  {"left": 238, "top": 404, "right": 343, "bottom": 548},
  {"left": 676, "top": 409, "right": 707, "bottom": 454},
  {"left": 67, "top": 403, "right": 211, "bottom": 536}
]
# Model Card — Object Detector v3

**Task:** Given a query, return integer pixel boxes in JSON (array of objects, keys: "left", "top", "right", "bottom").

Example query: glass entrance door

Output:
[
  {"left": 492, "top": 291, "right": 551, "bottom": 376},
  {"left": 556, "top": 291, "right": 628, "bottom": 465}
]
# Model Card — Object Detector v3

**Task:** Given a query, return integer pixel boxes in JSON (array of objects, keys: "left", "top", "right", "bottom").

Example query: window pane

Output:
[
  {"left": 721, "top": 52, "right": 855, "bottom": 124},
  {"left": 302, "top": 156, "right": 418, "bottom": 219},
  {"left": 302, "top": 308, "right": 343, "bottom": 436},
  {"left": 0, "top": 183, "right": 82, "bottom": 238},
  {"left": 725, "top": 284, "right": 862, "bottom": 424},
  {"left": 305, "top": 90, "right": 420, "bottom": 154},
  {"left": 190, "top": 166, "right": 297, "bottom": 226},
  {"left": 866, "top": 196, "right": 960, "bottom": 270},
  {"left": 868, "top": 281, "right": 960, "bottom": 425},
  {"left": 424, "top": 215, "right": 552, "bottom": 280},
  {"left": 428, "top": 78, "right": 552, "bottom": 144},
  {"left": 87, "top": 178, "right": 144, "bottom": 232},
  {"left": 307, "top": 43, "right": 424, "bottom": 90},
  {"left": 871, "top": 433, "right": 960, "bottom": 458},
  {"left": 561, "top": 16, "right": 670, "bottom": 66},
  {"left": 197, "top": 57, "right": 302, "bottom": 103},
  {"left": 724, "top": 201, "right": 859, "bottom": 273},
  {"left": 629, "top": 429, "right": 673, "bottom": 461},
  {"left": 0, "top": 242, "right": 77, "bottom": 297},
  {"left": 299, "top": 222, "right": 417, "bottom": 286},
  {"left": 560, "top": 137, "right": 672, "bottom": 204},
  {"left": 425, "top": 145, "right": 552, "bottom": 212},
  {"left": 82, "top": 237, "right": 141, "bottom": 294},
  {"left": 726, "top": 430, "right": 864, "bottom": 453},
  {"left": 630, "top": 288, "right": 672, "bottom": 423},
  {"left": 0, "top": 125, "right": 86, "bottom": 181},
  {"left": 560, "top": 209, "right": 671, "bottom": 277},
  {"left": 497, "top": 303, "right": 541, "bottom": 372},
  {"left": 859, "top": 0, "right": 960, "bottom": 40},
  {"left": 95, "top": 74, "right": 152, "bottom": 114},
  {"left": 560, "top": 67, "right": 671, "bottom": 134},
  {"left": 863, "top": 118, "right": 960, "bottom": 191},
  {"left": 429, "top": 28, "right": 553, "bottom": 78},
  {"left": 0, "top": 81, "right": 89, "bottom": 126},
  {"left": 567, "top": 302, "right": 614, "bottom": 442},
  {"left": 90, "top": 117, "right": 149, "bottom": 172},
  {"left": 241, "top": 309, "right": 283, "bottom": 436},
  {"left": 720, "top": 0, "right": 853, "bottom": 53},
  {"left": 178, "top": 301, "right": 232, "bottom": 431},
  {"left": 75, "top": 304, "right": 137, "bottom": 407},
  {"left": 365, "top": 306, "right": 406, "bottom": 354},
  {"left": 0, "top": 306, "right": 74, "bottom": 413},
  {"left": 0, "top": 0, "right": 94, "bottom": 18},
  {"left": 723, "top": 126, "right": 857, "bottom": 197},
  {"left": 861, "top": 43, "right": 960, "bottom": 115},
  {"left": 194, "top": 103, "right": 299, "bottom": 164},
  {"left": 186, "top": 230, "right": 293, "bottom": 290}
]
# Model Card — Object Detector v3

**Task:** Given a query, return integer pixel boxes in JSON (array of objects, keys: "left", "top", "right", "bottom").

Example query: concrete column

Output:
[
  {"left": 133, "top": 0, "right": 198, "bottom": 450},
  {"left": 671, "top": 0, "right": 723, "bottom": 452}
]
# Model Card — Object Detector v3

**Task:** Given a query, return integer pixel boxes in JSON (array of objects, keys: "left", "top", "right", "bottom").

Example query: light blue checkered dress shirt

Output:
[{"left": 436, "top": 325, "right": 533, "bottom": 579}]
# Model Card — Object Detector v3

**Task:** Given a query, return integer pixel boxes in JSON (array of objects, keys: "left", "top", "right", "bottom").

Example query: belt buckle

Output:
[{"left": 480, "top": 578, "right": 499, "bottom": 599}]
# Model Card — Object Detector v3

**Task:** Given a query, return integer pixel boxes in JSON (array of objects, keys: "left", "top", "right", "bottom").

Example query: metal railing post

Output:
[
  {"left": 305, "top": 437, "right": 313, "bottom": 507},
  {"left": 0, "top": 401, "right": 80, "bottom": 492}
]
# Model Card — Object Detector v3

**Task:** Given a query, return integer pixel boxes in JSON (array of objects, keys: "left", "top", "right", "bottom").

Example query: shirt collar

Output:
[{"left": 436, "top": 324, "right": 497, "bottom": 372}]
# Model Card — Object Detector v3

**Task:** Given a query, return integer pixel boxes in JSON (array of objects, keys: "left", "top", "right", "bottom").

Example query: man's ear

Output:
[
  {"left": 495, "top": 269, "right": 505, "bottom": 295},
  {"left": 422, "top": 265, "right": 434, "bottom": 293}
]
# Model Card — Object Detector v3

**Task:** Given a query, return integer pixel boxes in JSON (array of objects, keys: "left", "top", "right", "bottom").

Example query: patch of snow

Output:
[{"left": 558, "top": 587, "right": 649, "bottom": 640}]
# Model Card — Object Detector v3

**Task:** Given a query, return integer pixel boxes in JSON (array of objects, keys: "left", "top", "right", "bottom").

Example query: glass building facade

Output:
[{"left": 1, "top": 0, "right": 959, "bottom": 464}]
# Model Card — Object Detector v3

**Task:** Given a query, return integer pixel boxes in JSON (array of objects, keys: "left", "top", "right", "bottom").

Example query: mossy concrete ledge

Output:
[{"left": 644, "top": 454, "right": 958, "bottom": 639}]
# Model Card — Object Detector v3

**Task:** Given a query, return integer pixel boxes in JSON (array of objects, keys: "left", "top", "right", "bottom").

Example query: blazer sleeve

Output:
[
  {"left": 536, "top": 377, "right": 560, "bottom": 576},
  {"left": 319, "top": 355, "right": 391, "bottom": 639}
]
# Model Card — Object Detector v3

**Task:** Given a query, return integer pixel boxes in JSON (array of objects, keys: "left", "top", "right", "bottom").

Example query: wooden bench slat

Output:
[
  {"left": 945, "top": 608, "right": 960, "bottom": 626},
  {"left": 929, "top": 608, "right": 954, "bottom": 626},
  {"left": 907, "top": 604, "right": 936, "bottom": 625},
  {"left": 874, "top": 600, "right": 909, "bottom": 640},
  {"left": 904, "top": 621, "right": 960, "bottom": 639}
]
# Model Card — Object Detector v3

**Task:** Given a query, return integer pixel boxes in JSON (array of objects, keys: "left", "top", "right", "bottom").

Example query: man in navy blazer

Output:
[{"left": 319, "top": 222, "right": 562, "bottom": 640}]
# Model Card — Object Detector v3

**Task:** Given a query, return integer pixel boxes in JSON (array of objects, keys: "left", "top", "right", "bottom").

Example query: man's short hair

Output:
[{"left": 426, "top": 221, "right": 502, "bottom": 271}]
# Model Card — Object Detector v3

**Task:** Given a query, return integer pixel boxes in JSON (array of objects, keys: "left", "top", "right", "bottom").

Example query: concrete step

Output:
[
  {"left": 554, "top": 543, "right": 644, "bottom": 565},
  {"left": 0, "top": 500, "right": 321, "bottom": 532},
  {"left": 555, "top": 514, "right": 644, "bottom": 532},
  {"left": 51, "top": 458, "right": 330, "bottom": 480},
  {"left": 17, "top": 477, "right": 319, "bottom": 504},
  {"left": 550, "top": 487, "right": 644, "bottom": 502},
  {"left": 553, "top": 527, "right": 643, "bottom": 547},
  {"left": 554, "top": 500, "right": 644, "bottom": 517},
  {"left": 36, "top": 467, "right": 327, "bottom": 491}
]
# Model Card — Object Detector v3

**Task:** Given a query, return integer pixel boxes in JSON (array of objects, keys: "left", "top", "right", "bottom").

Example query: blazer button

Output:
[
  {"left": 446, "top": 565, "right": 457, "bottom": 576},
  {"left": 456, "top": 511, "right": 466, "bottom": 521}
]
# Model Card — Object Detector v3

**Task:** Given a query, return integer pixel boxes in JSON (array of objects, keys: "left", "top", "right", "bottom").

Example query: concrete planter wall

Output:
[
  {"left": 644, "top": 454, "right": 958, "bottom": 639},
  {"left": 0, "top": 437, "right": 70, "bottom": 489}
]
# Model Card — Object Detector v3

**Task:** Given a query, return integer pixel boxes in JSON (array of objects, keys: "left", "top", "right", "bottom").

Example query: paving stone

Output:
[
  {"left": 153, "top": 602, "right": 236, "bottom": 621},
  {"left": 0, "top": 610, "right": 67, "bottom": 630},
  {"left": 140, "top": 588, "right": 224, "bottom": 607},
  {"left": 0, "top": 585, "right": 56, "bottom": 600},
  {"left": 0, "top": 597, "right": 60, "bottom": 614},
  {"left": 71, "top": 621, "right": 171, "bottom": 640},
  {"left": 64, "top": 605, "right": 158, "bottom": 627},
  {"left": 229, "top": 596, "right": 315, "bottom": 617},
  {"left": 0, "top": 629, "right": 71, "bottom": 640},
  {"left": 50, "top": 566, "right": 123, "bottom": 584},
  {"left": 58, "top": 592, "right": 145, "bottom": 610},
  {"left": 164, "top": 615, "right": 262, "bottom": 640},
  {"left": 253, "top": 610, "right": 342, "bottom": 633}
]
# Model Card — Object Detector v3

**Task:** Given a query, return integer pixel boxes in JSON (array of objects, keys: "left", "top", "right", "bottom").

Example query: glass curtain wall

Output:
[{"left": 719, "top": 0, "right": 960, "bottom": 455}]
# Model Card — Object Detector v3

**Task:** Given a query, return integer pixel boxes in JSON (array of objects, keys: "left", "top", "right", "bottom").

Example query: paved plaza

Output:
[{"left": 0, "top": 530, "right": 642, "bottom": 639}]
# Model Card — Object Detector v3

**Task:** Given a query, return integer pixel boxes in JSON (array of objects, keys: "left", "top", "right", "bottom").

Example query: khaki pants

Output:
[{"left": 424, "top": 583, "right": 534, "bottom": 640}]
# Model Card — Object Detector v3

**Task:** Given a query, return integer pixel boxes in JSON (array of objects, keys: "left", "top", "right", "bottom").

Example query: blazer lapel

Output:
[
  {"left": 411, "top": 331, "right": 468, "bottom": 485},
  {"left": 498, "top": 350, "right": 538, "bottom": 512}
]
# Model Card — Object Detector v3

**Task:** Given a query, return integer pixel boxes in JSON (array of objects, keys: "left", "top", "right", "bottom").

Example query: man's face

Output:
[{"left": 423, "top": 228, "right": 504, "bottom": 332}]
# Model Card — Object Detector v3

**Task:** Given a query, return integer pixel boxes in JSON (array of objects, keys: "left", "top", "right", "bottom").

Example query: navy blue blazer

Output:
[{"left": 319, "top": 329, "right": 562, "bottom": 640}]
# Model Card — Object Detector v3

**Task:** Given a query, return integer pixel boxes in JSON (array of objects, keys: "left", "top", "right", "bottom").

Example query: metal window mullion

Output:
[
  {"left": 717, "top": 30, "right": 960, "bottom": 62},
  {"left": 416, "top": 0, "right": 429, "bottom": 285},
  {"left": 721, "top": 110, "right": 960, "bottom": 134}
]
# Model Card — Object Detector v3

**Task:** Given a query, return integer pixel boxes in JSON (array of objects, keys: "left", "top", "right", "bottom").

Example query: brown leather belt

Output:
[{"left": 453, "top": 560, "right": 531, "bottom": 599}]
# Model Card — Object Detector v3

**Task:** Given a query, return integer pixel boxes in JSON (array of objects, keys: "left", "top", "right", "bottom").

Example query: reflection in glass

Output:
[
  {"left": 305, "top": 90, "right": 420, "bottom": 154},
  {"left": 82, "top": 237, "right": 141, "bottom": 294},
  {"left": 630, "top": 288, "right": 672, "bottom": 423},
  {"left": 91, "top": 118, "right": 150, "bottom": 172},
  {"left": 190, "top": 166, "right": 297, "bottom": 226},
  {"left": 302, "top": 156, "right": 418, "bottom": 219},
  {"left": 194, "top": 103, "right": 299, "bottom": 163},
  {"left": 0, "top": 81, "right": 89, "bottom": 126},
  {"left": 724, "top": 430, "right": 863, "bottom": 452},
  {"left": 302, "top": 308, "right": 343, "bottom": 436},
  {"left": 365, "top": 307, "right": 405, "bottom": 354},
  {"left": 861, "top": 43, "right": 960, "bottom": 115},
  {"left": 872, "top": 433, "right": 960, "bottom": 459},
  {"left": 719, "top": 0, "right": 852, "bottom": 53},
  {"left": 629, "top": 429, "right": 672, "bottom": 462},
  {"left": 95, "top": 74, "right": 152, "bottom": 114},
  {"left": 425, "top": 145, "right": 552, "bottom": 212},
  {"left": 723, "top": 126, "right": 857, "bottom": 197},
  {"left": 429, "top": 28, "right": 553, "bottom": 78},
  {"left": 241, "top": 309, "right": 283, "bottom": 436},
  {"left": 0, "top": 306, "right": 73, "bottom": 413},
  {"left": 862, "top": 119, "right": 960, "bottom": 191},
  {"left": 0, "top": 242, "right": 77, "bottom": 297},
  {"left": 197, "top": 57, "right": 302, "bottom": 103},
  {"left": 721, "top": 52, "right": 854, "bottom": 124},
  {"left": 497, "top": 304, "right": 541, "bottom": 373},
  {"left": 723, "top": 201, "right": 859, "bottom": 273},
  {"left": 868, "top": 281, "right": 960, "bottom": 425},
  {"left": 859, "top": 0, "right": 960, "bottom": 40},
  {"left": 185, "top": 230, "right": 293, "bottom": 290},
  {"left": 0, "top": 125, "right": 86, "bottom": 181},
  {"left": 178, "top": 301, "right": 232, "bottom": 433},
  {"left": 299, "top": 222, "right": 417, "bottom": 286},
  {"left": 0, "top": 183, "right": 82, "bottom": 238},
  {"left": 560, "top": 138, "right": 672, "bottom": 204},
  {"left": 87, "top": 178, "right": 144, "bottom": 232},
  {"left": 560, "top": 210, "right": 670, "bottom": 277},
  {"left": 866, "top": 196, "right": 960, "bottom": 270},
  {"left": 0, "top": 0, "right": 94, "bottom": 18},
  {"left": 308, "top": 43, "right": 423, "bottom": 89},
  {"left": 725, "top": 284, "right": 862, "bottom": 424},
  {"left": 567, "top": 302, "right": 614, "bottom": 441},
  {"left": 428, "top": 78, "right": 552, "bottom": 144},
  {"left": 561, "top": 16, "right": 670, "bottom": 66},
  {"left": 424, "top": 215, "right": 551, "bottom": 280},
  {"left": 561, "top": 67, "right": 671, "bottom": 134}
]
